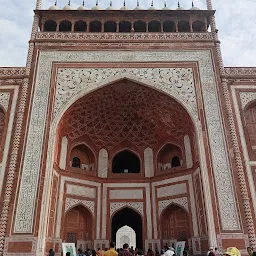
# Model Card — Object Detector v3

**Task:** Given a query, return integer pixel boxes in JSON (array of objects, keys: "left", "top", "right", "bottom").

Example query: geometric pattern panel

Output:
[
  {"left": 65, "top": 197, "right": 95, "bottom": 215},
  {"left": 58, "top": 79, "right": 194, "bottom": 151},
  {"left": 0, "top": 92, "right": 10, "bottom": 112},
  {"left": 110, "top": 202, "right": 144, "bottom": 217},
  {"left": 158, "top": 197, "right": 189, "bottom": 216},
  {"left": 240, "top": 92, "right": 256, "bottom": 109}
]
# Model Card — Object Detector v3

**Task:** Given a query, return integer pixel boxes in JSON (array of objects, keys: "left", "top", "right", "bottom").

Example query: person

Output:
[
  {"left": 77, "top": 248, "right": 84, "bottom": 256},
  {"left": 164, "top": 247, "right": 174, "bottom": 256},
  {"left": 98, "top": 248, "right": 103, "bottom": 256},
  {"left": 118, "top": 243, "right": 133, "bottom": 256},
  {"left": 207, "top": 247, "right": 214, "bottom": 256},
  {"left": 137, "top": 249, "right": 144, "bottom": 256},
  {"left": 49, "top": 249, "right": 55, "bottom": 256},
  {"left": 155, "top": 248, "right": 160, "bottom": 256},
  {"left": 104, "top": 242, "right": 118, "bottom": 256},
  {"left": 223, "top": 247, "right": 241, "bottom": 256},
  {"left": 247, "top": 247, "right": 256, "bottom": 256},
  {"left": 160, "top": 249, "right": 165, "bottom": 256},
  {"left": 130, "top": 247, "right": 135, "bottom": 255}
]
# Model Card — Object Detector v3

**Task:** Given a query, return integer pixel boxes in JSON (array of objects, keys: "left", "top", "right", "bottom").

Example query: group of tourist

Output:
[{"left": 48, "top": 243, "right": 256, "bottom": 256}]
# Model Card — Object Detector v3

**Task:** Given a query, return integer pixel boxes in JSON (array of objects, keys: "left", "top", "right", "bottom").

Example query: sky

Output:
[{"left": 0, "top": 0, "right": 255, "bottom": 67}]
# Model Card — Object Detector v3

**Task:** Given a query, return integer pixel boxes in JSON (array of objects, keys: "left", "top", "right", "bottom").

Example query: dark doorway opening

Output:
[
  {"left": 112, "top": 208, "right": 143, "bottom": 249},
  {"left": 112, "top": 150, "right": 140, "bottom": 173}
]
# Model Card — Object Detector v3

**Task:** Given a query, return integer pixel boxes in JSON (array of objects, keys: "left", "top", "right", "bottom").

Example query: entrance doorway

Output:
[
  {"left": 112, "top": 208, "right": 143, "bottom": 249},
  {"left": 116, "top": 225, "right": 136, "bottom": 249}
]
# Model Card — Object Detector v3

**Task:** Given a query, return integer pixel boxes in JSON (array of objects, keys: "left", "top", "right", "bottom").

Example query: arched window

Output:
[
  {"left": 70, "top": 144, "right": 95, "bottom": 171},
  {"left": 44, "top": 20, "right": 57, "bottom": 32},
  {"left": 112, "top": 150, "right": 140, "bottom": 173},
  {"left": 104, "top": 21, "right": 117, "bottom": 32},
  {"left": 178, "top": 20, "right": 190, "bottom": 32},
  {"left": 59, "top": 20, "right": 72, "bottom": 32},
  {"left": 134, "top": 21, "right": 146, "bottom": 32},
  {"left": 148, "top": 20, "right": 161, "bottom": 32},
  {"left": 171, "top": 156, "right": 181, "bottom": 167},
  {"left": 72, "top": 157, "right": 81, "bottom": 168},
  {"left": 163, "top": 21, "right": 176, "bottom": 32},
  {"left": 157, "top": 144, "right": 183, "bottom": 171},
  {"left": 89, "top": 20, "right": 102, "bottom": 32},
  {"left": 192, "top": 20, "right": 205, "bottom": 32},
  {"left": 74, "top": 20, "right": 87, "bottom": 32},
  {"left": 119, "top": 21, "right": 131, "bottom": 32}
]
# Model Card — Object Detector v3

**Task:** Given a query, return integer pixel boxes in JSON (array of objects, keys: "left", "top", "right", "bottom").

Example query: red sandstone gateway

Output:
[{"left": 0, "top": 0, "right": 256, "bottom": 255}]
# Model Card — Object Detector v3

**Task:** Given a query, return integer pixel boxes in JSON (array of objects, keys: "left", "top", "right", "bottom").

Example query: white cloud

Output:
[{"left": 0, "top": 0, "right": 255, "bottom": 67}]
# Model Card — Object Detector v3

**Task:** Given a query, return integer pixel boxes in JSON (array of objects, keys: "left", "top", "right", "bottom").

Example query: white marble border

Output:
[
  {"left": 12, "top": 50, "right": 240, "bottom": 253},
  {"left": 0, "top": 87, "right": 19, "bottom": 200}
]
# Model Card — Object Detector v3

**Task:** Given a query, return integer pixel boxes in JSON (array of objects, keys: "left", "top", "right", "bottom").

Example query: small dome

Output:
[
  {"left": 134, "top": 5, "right": 143, "bottom": 10},
  {"left": 162, "top": 2, "right": 170, "bottom": 10},
  {"left": 106, "top": 1, "right": 114, "bottom": 10},
  {"left": 78, "top": 5, "right": 88, "bottom": 10},
  {"left": 176, "top": 1, "right": 184, "bottom": 10},
  {"left": 120, "top": 6, "right": 129, "bottom": 10},
  {"left": 92, "top": 0, "right": 101, "bottom": 10},
  {"left": 92, "top": 5, "right": 101, "bottom": 10},
  {"left": 134, "top": 0, "right": 143, "bottom": 10},
  {"left": 190, "top": 6, "right": 200, "bottom": 10},
  {"left": 190, "top": 2, "right": 200, "bottom": 10},
  {"left": 49, "top": 4, "right": 59, "bottom": 10},
  {"left": 63, "top": 5, "right": 74, "bottom": 10},
  {"left": 78, "top": 0, "right": 88, "bottom": 10},
  {"left": 148, "top": 0, "right": 156, "bottom": 10}
]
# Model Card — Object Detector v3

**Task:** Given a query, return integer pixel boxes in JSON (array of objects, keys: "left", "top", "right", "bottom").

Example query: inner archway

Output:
[
  {"left": 112, "top": 208, "right": 142, "bottom": 249},
  {"left": 161, "top": 204, "right": 190, "bottom": 245}
]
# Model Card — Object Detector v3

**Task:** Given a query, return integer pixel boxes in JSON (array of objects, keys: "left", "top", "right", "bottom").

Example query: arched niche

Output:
[
  {"left": 64, "top": 205, "right": 93, "bottom": 242},
  {"left": 244, "top": 102, "right": 256, "bottom": 157},
  {"left": 157, "top": 143, "right": 183, "bottom": 171},
  {"left": 112, "top": 207, "right": 142, "bottom": 249},
  {"left": 112, "top": 150, "right": 140, "bottom": 173},
  {"left": 74, "top": 20, "right": 87, "bottom": 32},
  {"left": 163, "top": 21, "right": 176, "bottom": 32},
  {"left": 89, "top": 20, "right": 102, "bottom": 32},
  {"left": 119, "top": 21, "right": 131, "bottom": 32},
  {"left": 59, "top": 20, "right": 72, "bottom": 32},
  {"left": 104, "top": 21, "right": 117, "bottom": 32},
  {"left": 134, "top": 21, "right": 147, "bottom": 32},
  {"left": 70, "top": 144, "right": 95, "bottom": 171},
  {"left": 192, "top": 20, "right": 205, "bottom": 32},
  {"left": 178, "top": 20, "right": 190, "bottom": 32},
  {"left": 148, "top": 20, "right": 161, "bottom": 32},
  {"left": 161, "top": 204, "right": 190, "bottom": 243},
  {"left": 44, "top": 20, "right": 57, "bottom": 31}
]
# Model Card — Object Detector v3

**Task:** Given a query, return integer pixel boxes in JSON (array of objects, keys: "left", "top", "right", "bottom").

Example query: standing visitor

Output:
[
  {"left": 164, "top": 247, "right": 174, "bottom": 256},
  {"left": 104, "top": 242, "right": 118, "bottom": 256},
  {"left": 223, "top": 247, "right": 241, "bottom": 256},
  {"left": 247, "top": 247, "right": 256, "bottom": 256},
  {"left": 49, "top": 249, "right": 55, "bottom": 256},
  {"left": 118, "top": 243, "right": 133, "bottom": 256}
]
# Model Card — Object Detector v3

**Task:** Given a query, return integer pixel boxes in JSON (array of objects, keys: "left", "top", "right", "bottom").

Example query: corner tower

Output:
[{"left": 0, "top": 0, "right": 256, "bottom": 255}]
